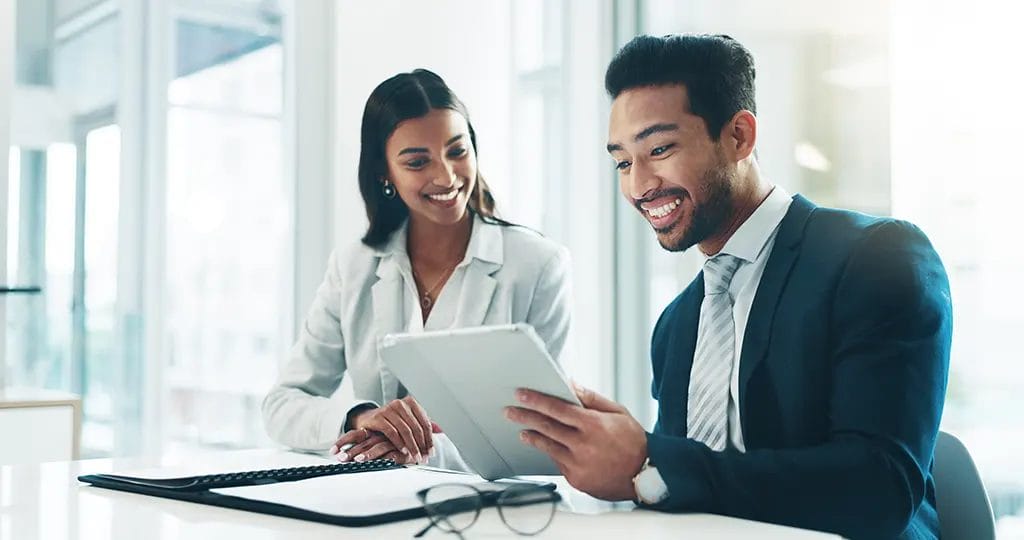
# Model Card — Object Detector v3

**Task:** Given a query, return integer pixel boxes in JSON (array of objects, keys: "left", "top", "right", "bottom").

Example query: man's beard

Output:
[{"left": 657, "top": 162, "right": 734, "bottom": 253}]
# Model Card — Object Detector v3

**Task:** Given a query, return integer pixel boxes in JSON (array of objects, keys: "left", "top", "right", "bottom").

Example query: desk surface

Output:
[{"left": 0, "top": 449, "right": 841, "bottom": 539}]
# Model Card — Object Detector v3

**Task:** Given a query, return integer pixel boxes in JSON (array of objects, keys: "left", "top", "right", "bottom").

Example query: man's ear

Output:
[{"left": 721, "top": 110, "right": 757, "bottom": 161}]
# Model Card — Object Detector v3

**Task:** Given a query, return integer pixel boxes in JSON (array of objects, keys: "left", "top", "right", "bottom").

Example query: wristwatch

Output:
[{"left": 632, "top": 458, "right": 670, "bottom": 506}]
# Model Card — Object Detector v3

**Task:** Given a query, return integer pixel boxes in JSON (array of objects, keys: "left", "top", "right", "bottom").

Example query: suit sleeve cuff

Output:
[{"left": 645, "top": 431, "right": 713, "bottom": 511}]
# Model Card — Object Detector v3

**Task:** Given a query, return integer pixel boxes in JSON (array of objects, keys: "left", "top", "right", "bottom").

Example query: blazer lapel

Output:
[
  {"left": 738, "top": 195, "right": 815, "bottom": 415},
  {"left": 453, "top": 259, "right": 499, "bottom": 327},
  {"left": 372, "top": 256, "right": 406, "bottom": 401},
  {"left": 660, "top": 279, "right": 704, "bottom": 436},
  {"left": 453, "top": 215, "right": 503, "bottom": 327}
]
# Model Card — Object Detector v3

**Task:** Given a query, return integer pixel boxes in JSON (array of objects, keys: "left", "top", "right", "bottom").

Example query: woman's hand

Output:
[
  {"left": 342, "top": 396, "right": 435, "bottom": 463},
  {"left": 330, "top": 428, "right": 408, "bottom": 464}
]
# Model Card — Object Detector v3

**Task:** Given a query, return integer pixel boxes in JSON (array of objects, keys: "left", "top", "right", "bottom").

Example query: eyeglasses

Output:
[{"left": 414, "top": 483, "right": 561, "bottom": 538}]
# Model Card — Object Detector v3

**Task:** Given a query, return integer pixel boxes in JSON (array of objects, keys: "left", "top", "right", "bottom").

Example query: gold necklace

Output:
[{"left": 412, "top": 262, "right": 459, "bottom": 310}]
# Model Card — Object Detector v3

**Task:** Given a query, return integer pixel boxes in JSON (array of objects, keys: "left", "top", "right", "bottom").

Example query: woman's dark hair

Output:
[
  {"left": 359, "top": 69, "right": 505, "bottom": 247},
  {"left": 605, "top": 34, "right": 756, "bottom": 141}
]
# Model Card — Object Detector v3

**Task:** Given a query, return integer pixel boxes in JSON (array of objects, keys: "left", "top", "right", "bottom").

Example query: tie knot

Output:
[{"left": 703, "top": 254, "right": 742, "bottom": 295}]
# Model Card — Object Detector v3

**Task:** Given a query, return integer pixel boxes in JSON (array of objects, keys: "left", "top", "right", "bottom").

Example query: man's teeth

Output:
[
  {"left": 427, "top": 189, "right": 460, "bottom": 201},
  {"left": 647, "top": 198, "right": 682, "bottom": 218}
]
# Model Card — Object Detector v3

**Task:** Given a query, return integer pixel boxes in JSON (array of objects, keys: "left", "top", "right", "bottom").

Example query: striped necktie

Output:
[{"left": 686, "top": 254, "right": 742, "bottom": 451}]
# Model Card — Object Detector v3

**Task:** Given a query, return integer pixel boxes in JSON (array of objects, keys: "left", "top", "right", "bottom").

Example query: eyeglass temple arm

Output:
[
  {"left": 413, "top": 517, "right": 466, "bottom": 539},
  {"left": 413, "top": 520, "right": 435, "bottom": 538}
]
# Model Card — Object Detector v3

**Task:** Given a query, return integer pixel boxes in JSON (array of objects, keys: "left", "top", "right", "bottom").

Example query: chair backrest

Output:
[{"left": 933, "top": 431, "right": 996, "bottom": 540}]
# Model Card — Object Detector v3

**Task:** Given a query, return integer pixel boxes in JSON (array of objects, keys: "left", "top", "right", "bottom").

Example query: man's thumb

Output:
[{"left": 573, "top": 381, "right": 623, "bottom": 413}]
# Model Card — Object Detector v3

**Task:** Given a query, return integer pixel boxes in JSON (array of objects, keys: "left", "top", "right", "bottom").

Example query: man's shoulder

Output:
[
  {"left": 799, "top": 202, "right": 933, "bottom": 259},
  {"left": 804, "top": 204, "right": 894, "bottom": 245}
]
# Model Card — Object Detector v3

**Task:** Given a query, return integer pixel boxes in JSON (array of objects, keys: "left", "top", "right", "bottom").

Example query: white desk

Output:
[{"left": 0, "top": 449, "right": 841, "bottom": 539}]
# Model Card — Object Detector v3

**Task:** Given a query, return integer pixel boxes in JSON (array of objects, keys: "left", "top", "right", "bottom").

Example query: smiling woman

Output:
[{"left": 261, "top": 69, "right": 574, "bottom": 477}]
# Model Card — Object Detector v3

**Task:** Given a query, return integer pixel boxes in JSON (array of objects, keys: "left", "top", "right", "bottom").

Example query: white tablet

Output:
[{"left": 378, "top": 323, "right": 580, "bottom": 480}]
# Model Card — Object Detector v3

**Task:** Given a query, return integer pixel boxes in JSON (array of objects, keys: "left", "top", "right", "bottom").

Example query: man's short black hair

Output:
[{"left": 605, "top": 34, "right": 756, "bottom": 141}]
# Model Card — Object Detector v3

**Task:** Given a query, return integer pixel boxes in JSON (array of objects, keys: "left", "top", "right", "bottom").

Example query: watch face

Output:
[{"left": 637, "top": 465, "right": 669, "bottom": 505}]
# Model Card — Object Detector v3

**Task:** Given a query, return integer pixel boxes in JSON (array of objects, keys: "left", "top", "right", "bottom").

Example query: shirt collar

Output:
[
  {"left": 716, "top": 185, "right": 792, "bottom": 263},
  {"left": 373, "top": 212, "right": 504, "bottom": 267}
]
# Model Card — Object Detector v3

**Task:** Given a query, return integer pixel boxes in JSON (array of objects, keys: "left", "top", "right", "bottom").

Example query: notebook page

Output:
[{"left": 212, "top": 467, "right": 487, "bottom": 516}]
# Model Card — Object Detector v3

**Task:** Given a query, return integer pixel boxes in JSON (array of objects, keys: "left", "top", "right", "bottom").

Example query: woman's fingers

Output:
[
  {"left": 357, "top": 440, "right": 403, "bottom": 462},
  {"left": 379, "top": 409, "right": 421, "bottom": 462},
  {"left": 332, "top": 428, "right": 370, "bottom": 451},
  {"left": 337, "top": 433, "right": 387, "bottom": 462},
  {"left": 381, "top": 449, "right": 407, "bottom": 464},
  {"left": 361, "top": 414, "right": 404, "bottom": 455},
  {"left": 335, "top": 399, "right": 433, "bottom": 463},
  {"left": 393, "top": 399, "right": 428, "bottom": 458},
  {"left": 403, "top": 397, "right": 435, "bottom": 454}
]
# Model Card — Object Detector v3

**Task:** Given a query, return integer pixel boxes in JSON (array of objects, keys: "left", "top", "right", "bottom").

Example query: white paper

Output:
[{"left": 212, "top": 467, "right": 488, "bottom": 517}]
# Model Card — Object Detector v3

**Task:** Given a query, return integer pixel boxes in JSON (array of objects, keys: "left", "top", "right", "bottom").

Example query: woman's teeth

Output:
[
  {"left": 427, "top": 188, "right": 459, "bottom": 202},
  {"left": 647, "top": 198, "right": 682, "bottom": 218}
]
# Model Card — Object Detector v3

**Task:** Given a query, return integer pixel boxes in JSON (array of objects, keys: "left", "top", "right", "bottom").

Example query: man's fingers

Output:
[
  {"left": 574, "top": 384, "right": 625, "bottom": 413},
  {"left": 403, "top": 397, "right": 434, "bottom": 453},
  {"left": 514, "top": 388, "right": 586, "bottom": 427},
  {"left": 505, "top": 406, "right": 577, "bottom": 445},
  {"left": 519, "top": 429, "right": 572, "bottom": 463}
]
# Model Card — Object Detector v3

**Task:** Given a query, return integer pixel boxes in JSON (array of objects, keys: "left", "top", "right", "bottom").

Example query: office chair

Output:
[{"left": 933, "top": 431, "right": 996, "bottom": 540}]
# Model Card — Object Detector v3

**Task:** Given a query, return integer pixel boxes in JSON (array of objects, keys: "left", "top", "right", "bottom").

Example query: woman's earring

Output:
[{"left": 381, "top": 179, "right": 396, "bottom": 199}]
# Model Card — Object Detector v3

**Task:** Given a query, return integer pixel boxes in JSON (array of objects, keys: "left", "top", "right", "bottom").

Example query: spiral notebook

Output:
[{"left": 78, "top": 458, "right": 555, "bottom": 527}]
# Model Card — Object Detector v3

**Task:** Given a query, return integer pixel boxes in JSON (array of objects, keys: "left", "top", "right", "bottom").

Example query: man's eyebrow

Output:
[
  {"left": 634, "top": 123, "right": 679, "bottom": 142},
  {"left": 607, "top": 123, "right": 681, "bottom": 153}
]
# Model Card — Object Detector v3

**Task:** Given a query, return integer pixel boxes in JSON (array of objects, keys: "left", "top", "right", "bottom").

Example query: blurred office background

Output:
[{"left": 1, "top": 0, "right": 1022, "bottom": 534}]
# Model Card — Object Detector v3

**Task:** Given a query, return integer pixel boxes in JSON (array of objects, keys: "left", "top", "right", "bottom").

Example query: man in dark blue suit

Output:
[{"left": 506, "top": 34, "right": 951, "bottom": 539}]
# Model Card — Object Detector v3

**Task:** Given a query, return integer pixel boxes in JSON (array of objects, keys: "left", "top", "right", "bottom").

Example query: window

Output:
[
  {"left": 4, "top": 0, "right": 295, "bottom": 458},
  {"left": 510, "top": 0, "right": 567, "bottom": 240},
  {"left": 162, "top": 4, "right": 291, "bottom": 451}
]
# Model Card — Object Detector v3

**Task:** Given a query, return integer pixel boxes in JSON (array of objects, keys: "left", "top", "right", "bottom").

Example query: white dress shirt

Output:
[
  {"left": 707, "top": 185, "right": 792, "bottom": 452},
  {"left": 262, "top": 214, "right": 572, "bottom": 471}
]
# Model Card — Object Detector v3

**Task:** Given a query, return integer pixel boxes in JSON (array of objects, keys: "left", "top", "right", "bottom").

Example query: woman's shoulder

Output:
[
  {"left": 489, "top": 221, "right": 570, "bottom": 273},
  {"left": 329, "top": 238, "right": 385, "bottom": 282}
]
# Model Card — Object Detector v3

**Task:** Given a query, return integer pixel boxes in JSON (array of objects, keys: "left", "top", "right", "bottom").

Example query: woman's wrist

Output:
[{"left": 345, "top": 404, "right": 377, "bottom": 432}]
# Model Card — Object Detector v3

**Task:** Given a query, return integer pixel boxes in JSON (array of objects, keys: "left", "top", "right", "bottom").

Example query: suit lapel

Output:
[
  {"left": 660, "top": 278, "right": 704, "bottom": 436},
  {"left": 372, "top": 256, "right": 406, "bottom": 401},
  {"left": 737, "top": 195, "right": 815, "bottom": 418}
]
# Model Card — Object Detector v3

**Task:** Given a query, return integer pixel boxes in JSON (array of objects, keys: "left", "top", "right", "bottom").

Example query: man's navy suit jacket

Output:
[{"left": 647, "top": 194, "right": 952, "bottom": 540}]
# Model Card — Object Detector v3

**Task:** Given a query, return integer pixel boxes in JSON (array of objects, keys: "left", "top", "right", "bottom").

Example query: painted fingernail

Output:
[
  {"left": 329, "top": 445, "right": 339, "bottom": 455},
  {"left": 337, "top": 452, "right": 349, "bottom": 462},
  {"left": 354, "top": 454, "right": 366, "bottom": 462}
]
